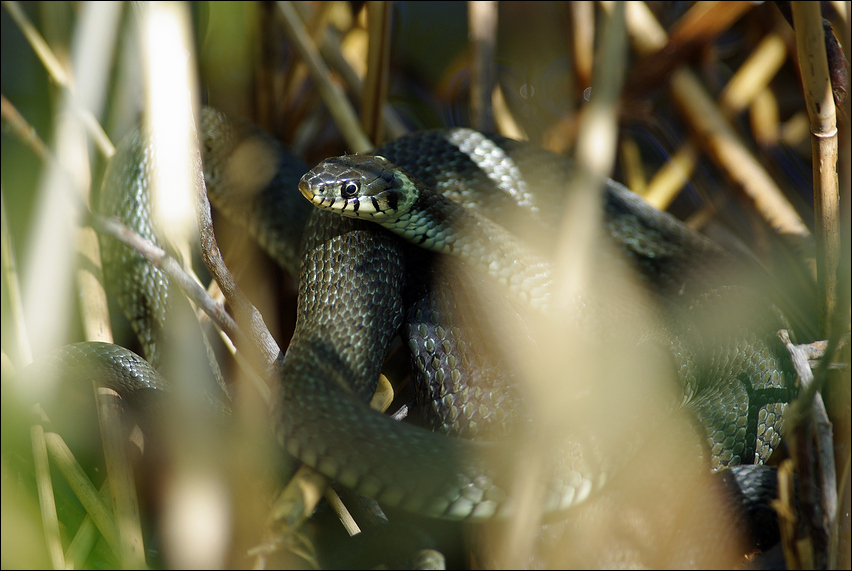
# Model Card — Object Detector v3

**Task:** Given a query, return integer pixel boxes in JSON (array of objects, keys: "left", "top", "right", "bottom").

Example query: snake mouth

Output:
[
  {"left": 297, "top": 177, "right": 315, "bottom": 201},
  {"left": 297, "top": 177, "right": 343, "bottom": 212}
]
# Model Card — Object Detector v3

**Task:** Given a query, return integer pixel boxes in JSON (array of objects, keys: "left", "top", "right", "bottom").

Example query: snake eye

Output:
[{"left": 341, "top": 180, "right": 360, "bottom": 198}]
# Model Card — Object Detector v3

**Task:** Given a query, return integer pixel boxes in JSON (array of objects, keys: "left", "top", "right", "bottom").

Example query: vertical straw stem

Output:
[{"left": 791, "top": 2, "right": 840, "bottom": 338}]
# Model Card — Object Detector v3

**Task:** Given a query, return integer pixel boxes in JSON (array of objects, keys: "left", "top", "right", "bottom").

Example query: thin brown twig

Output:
[
  {"left": 314, "top": 5, "right": 408, "bottom": 140},
  {"left": 277, "top": 0, "right": 372, "bottom": 153},
  {"left": 193, "top": 167, "right": 282, "bottom": 373},
  {"left": 642, "top": 142, "right": 698, "bottom": 210},
  {"left": 361, "top": 1, "right": 392, "bottom": 144},
  {"left": 280, "top": 0, "right": 334, "bottom": 117},
  {"left": 1, "top": 94, "right": 51, "bottom": 164},
  {"left": 1, "top": 2, "right": 116, "bottom": 159},
  {"left": 1, "top": 1, "right": 70, "bottom": 88},
  {"left": 286, "top": 1, "right": 407, "bottom": 142},
  {"left": 88, "top": 212, "right": 247, "bottom": 353}
]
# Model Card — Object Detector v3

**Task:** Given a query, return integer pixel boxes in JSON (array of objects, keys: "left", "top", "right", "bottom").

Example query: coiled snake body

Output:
[{"left": 31, "top": 110, "right": 796, "bottom": 523}]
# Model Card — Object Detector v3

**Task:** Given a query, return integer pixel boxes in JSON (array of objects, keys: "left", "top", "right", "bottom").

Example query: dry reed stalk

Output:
[
  {"left": 791, "top": 2, "right": 841, "bottom": 338},
  {"left": 618, "top": 1, "right": 811, "bottom": 239},
  {"left": 361, "top": 1, "right": 392, "bottom": 144},
  {"left": 469, "top": 0, "right": 497, "bottom": 133},
  {"left": 3, "top": 3, "right": 147, "bottom": 565},
  {"left": 277, "top": 0, "right": 372, "bottom": 153}
]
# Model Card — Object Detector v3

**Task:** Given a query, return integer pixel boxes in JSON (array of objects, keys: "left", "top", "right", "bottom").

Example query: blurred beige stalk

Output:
[
  {"left": 466, "top": 3, "right": 749, "bottom": 567},
  {"left": 140, "top": 3, "right": 230, "bottom": 569}
]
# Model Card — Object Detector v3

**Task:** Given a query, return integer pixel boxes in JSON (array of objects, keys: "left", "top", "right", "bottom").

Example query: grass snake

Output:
[{"left": 28, "top": 108, "right": 798, "bottom": 524}]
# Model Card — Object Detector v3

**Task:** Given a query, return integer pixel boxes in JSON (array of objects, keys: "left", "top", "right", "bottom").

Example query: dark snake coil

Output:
[{"left": 27, "top": 108, "right": 796, "bottom": 524}]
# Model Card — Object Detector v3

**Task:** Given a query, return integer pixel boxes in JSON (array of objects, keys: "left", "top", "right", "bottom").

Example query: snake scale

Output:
[{"left": 28, "top": 108, "right": 797, "bottom": 526}]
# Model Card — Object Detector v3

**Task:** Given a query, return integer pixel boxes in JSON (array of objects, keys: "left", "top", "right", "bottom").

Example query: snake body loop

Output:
[
  {"left": 32, "top": 111, "right": 797, "bottom": 523},
  {"left": 98, "top": 125, "right": 226, "bottom": 400},
  {"left": 200, "top": 109, "right": 311, "bottom": 277},
  {"left": 298, "top": 128, "right": 796, "bottom": 475}
]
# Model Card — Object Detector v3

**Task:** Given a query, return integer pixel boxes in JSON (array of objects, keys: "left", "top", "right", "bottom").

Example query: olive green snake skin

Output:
[
  {"left": 298, "top": 154, "right": 554, "bottom": 310},
  {"left": 29, "top": 108, "right": 797, "bottom": 522}
]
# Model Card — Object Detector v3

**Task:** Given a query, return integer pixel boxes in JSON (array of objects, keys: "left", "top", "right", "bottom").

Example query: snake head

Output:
[{"left": 298, "top": 155, "right": 418, "bottom": 220}]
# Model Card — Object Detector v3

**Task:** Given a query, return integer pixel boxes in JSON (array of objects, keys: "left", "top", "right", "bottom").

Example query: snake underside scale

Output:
[{"left": 19, "top": 108, "right": 801, "bottom": 564}]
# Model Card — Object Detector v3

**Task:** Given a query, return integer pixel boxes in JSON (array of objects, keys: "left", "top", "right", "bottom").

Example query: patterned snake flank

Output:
[{"left": 32, "top": 109, "right": 796, "bottom": 524}]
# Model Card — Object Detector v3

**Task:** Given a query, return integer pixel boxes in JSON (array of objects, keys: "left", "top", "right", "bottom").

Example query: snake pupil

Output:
[{"left": 341, "top": 181, "right": 360, "bottom": 198}]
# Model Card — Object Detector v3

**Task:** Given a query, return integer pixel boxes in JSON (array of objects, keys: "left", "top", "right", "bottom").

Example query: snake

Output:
[
  {"left": 297, "top": 154, "right": 554, "bottom": 311},
  {"left": 25, "top": 108, "right": 797, "bottom": 526},
  {"left": 296, "top": 130, "right": 798, "bottom": 470}
]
